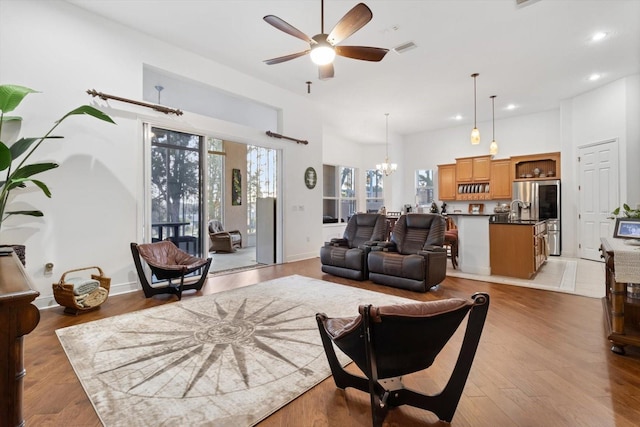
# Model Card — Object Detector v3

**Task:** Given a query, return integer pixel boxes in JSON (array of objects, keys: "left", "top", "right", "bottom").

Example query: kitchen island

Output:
[
  {"left": 489, "top": 217, "right": 548, "bottom": 279},
  {"left": 447, "top": 213, "right": 492, "bottom": 275}
]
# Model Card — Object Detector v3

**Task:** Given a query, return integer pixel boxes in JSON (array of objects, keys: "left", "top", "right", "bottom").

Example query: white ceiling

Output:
[{"left": 66, "top": 0, "right": 640, "bottom": 144}]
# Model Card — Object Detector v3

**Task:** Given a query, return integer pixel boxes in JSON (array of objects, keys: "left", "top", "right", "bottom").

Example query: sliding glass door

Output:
[{"left": 150, "top": 126, "right": 203, "bottom": 257}]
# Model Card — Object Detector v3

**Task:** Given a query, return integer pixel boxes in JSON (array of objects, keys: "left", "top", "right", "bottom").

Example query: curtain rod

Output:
[
  {"left": 265, "top": 130, "right": 308, "bottom": 145},
  {"left": 86, "top": 89, "right": 183, "bottom": 116}
]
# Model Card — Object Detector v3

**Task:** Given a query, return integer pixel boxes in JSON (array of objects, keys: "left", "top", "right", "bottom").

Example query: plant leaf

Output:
[
  {"left": 58, "top": 105, "right": 116, "bottom": 124},
  {"left": 11, "top": 162, "right": 59, "bottom": 180},
  {"left": 31, "top": 179, "right": 52, "bottom": 197},
  {"left": 0, "top": 142, "right": 10, "bottom": 171},
  {"left": 6, "top": 136, "right": 63, "bottom": 161},
  {"left": 0, "top": 85, "right": 38, "bottom": 114},
  {"left": 8, "top": 137, "right": 38, "bottom": 160},
  {"left": 5, "top": 210, "right": 44, "bottom": 217}
]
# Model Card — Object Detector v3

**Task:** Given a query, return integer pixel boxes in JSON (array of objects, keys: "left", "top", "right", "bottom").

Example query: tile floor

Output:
[{"left": 446, "top": 256, "right": 605, "bottom": 298}]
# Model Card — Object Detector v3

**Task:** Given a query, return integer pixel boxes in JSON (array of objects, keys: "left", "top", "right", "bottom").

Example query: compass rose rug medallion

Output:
[{"left": 56, "top": 274, "right": 413, "bottom": 426}]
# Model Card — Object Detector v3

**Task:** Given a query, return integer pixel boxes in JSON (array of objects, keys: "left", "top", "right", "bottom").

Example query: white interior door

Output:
[{"left": 578, "top": 140, "right": 619, "bottom": 261}]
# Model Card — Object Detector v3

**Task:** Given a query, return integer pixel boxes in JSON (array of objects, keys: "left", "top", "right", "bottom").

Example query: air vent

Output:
[{"left": 392, "top": 41, "right": 417, "bottom": 54}]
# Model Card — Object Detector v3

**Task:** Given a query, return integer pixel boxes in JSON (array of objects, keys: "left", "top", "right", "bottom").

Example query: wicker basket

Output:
[{"left": 52, "top": 266, "right": 111, "bottom": 315}]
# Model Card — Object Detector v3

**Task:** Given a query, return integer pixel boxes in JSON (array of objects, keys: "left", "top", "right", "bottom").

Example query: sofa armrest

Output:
[
  {"left": 371, "top": 241, "right": 397, "bottom": 252},
  {"left": 329, "top": 238, "right": 349, "bottom": 247}
]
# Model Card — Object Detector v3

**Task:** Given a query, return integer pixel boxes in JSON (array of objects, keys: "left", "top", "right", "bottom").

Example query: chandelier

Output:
[{"left": 376, "top": 113, "right": 397, "bottom": 176}]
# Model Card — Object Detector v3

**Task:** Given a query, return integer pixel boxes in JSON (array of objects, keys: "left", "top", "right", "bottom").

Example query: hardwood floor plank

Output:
[{"left": 22, "top": 258, "right": 640, "bottom": 426}]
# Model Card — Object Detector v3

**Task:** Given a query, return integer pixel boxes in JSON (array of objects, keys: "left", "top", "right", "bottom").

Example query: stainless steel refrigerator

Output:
[{"left": 512, "top": 179, "right": 561, "bottom": 256}]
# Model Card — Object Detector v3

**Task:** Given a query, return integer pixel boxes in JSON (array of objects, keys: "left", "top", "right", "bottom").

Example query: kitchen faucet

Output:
[{"left": 510, "top": 199, "right": 523, "bottom": 221}]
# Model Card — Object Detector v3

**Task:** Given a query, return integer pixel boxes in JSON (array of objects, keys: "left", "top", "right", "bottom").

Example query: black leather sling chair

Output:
[
  {"left": 130, "top": 241, "right": 212, "bottom": 300},
  {"left": 316, "top": 293, "right": 490, "bottom": 426}
]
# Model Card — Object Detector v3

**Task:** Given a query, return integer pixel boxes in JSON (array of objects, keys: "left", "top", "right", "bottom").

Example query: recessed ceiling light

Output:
[
  {"left": 591, "top": 31, "right": 608, "bottom": 42},
  {"left": 589, "top": 73, "right": 602, "bottom": 81},
  {"left": 454, "top": 114, "right": 463, "bottom": 120},
  {"left": 506, "top": 104, "right": 517, "bottom": 110}
]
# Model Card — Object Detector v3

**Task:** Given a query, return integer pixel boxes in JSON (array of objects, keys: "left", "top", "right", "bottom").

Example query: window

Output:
[
  {"left": 206, "top": 137, "right": 225, "bottom": 224},
  {"left": 323, "top": 164, "right": 357, "bottom": 223},
  {"left": 416, "top": 169, "right": 435, "bottom": 207},
  {"left": 365, "top": 169, "right": 384, "bottom": 213},
  {"left": 246, "top": 145, "right": 277, "bottom": 235}
]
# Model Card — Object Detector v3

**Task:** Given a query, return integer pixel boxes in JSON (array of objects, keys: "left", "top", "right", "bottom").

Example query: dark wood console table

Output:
[
  {"left": 600, "top": 237, "right": 640, "bottom": 354},
  {"left": 0, "top": 250, "right": 40, "bottom": 426}
]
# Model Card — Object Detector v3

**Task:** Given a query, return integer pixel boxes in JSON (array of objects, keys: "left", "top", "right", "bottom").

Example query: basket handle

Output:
[{"left": 59, "top": 266, "right": 104, "bottom": 284}]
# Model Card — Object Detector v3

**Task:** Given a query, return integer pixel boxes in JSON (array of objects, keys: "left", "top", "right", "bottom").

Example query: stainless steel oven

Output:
[{"left": 513, "top": 179, "right": 561, "bottom": 255}]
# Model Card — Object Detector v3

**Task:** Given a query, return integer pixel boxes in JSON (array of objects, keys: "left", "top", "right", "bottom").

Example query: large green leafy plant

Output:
[{"left": 0, "top": 84, "right": 115, "bottom": 234}]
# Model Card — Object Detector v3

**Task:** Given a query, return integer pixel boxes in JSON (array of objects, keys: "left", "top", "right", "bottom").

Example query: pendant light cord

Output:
[
  {"left": 472, "top": 73, "right": 478, "bottom": 128},
  {"left": 385, "top": 113, "right": 389, "bottom": 158},
  {"left": 491, "top": 95, "right": 496, "bottom": 140}
]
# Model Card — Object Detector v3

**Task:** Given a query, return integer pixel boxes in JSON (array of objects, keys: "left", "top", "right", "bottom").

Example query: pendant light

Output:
[
  {"left": 489, "top": 95, "right": 498, "bottom": 156},
  {"left": 470, "top": 73, "right": 480, "bottom": 145},
  {"left": 376, "top": 113, "right": 397, "bottom": 176}
]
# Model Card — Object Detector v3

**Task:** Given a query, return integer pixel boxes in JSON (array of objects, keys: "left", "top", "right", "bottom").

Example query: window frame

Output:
[{"left": 323, "top": 164, "right": 358, "bottom": 223}]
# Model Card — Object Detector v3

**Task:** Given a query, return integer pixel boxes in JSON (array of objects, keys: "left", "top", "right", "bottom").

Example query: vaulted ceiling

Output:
[{"left": 67, "top": 0, "right": 640, "bottom": 143}]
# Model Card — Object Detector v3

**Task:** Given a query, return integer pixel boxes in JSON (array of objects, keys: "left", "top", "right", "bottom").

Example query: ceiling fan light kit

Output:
[
  {"left": 263, "top": 1, "right": 388, "bottom": 79},
  {"left": 470, "top": 73, "right": 480, "bottom": 145},
  {"left": 310, "top": 36, "right": 336, "bottom": 65}
]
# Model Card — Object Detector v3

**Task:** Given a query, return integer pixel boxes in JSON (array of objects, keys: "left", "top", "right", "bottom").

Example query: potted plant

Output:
[
  {"left": 609, "top": 203, "right": 640, "bottom": 219},
  {"left": 0, "top": 84, "right": 115, "bottom": 263}
]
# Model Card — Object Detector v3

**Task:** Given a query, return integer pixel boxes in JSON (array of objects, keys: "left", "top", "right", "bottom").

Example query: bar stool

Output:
[{"left": 443, "top": 216, "right": 458, "bottom": 269}]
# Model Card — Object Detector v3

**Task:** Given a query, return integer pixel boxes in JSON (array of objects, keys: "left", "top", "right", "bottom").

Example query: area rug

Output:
[{"left": 56, "top": 275, "right": 414, "bottom": 426}]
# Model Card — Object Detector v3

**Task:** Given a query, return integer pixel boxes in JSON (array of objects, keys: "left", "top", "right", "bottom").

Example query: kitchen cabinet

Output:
[
  {"left": 511, "top": 151, "right": 561, "bottom": 181},
  {"left": 456, "top": 155, "right": 491, "bottom": 200},
  {"left": 437, "top": 163, "right": 457, "bottom": 201},
  {"left": 490, "top": 159, "right": 512, "bottom": 200},
  {"left": 456, "top": 155, "right": 491, "bottom": 182},
  {"left": 489, "top": 220, "right": 547, "bottom": 279}
]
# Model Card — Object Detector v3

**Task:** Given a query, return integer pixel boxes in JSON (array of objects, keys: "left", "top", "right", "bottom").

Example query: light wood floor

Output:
[{"left": 23, "top": 258, "right": 640, "bottom": 426}]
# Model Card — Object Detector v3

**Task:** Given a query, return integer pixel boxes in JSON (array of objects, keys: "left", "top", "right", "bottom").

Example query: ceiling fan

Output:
[{"left": 263, "top": 1, "right": 388, "bottom": 80}]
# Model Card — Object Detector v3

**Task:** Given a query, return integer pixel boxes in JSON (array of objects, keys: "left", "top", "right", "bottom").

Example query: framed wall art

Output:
[{"left": 232, "top": 168, "right": 242, "bottom": 205}]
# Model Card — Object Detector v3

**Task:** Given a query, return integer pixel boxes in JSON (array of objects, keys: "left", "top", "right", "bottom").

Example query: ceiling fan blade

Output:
[
  {"left": 264, "top": 15, "right": 315, "bottom": 44},
  {"left": 264, "top": 50, "right": 311, "bottom": 65},
  {"left": 335, "top": 46, "right": 389, "bottom": 62},
  {"left": 327, "top": 3, "right": 373, "bottom": 46},
  {"left": 319, "top": 63, "right": 335, "bottom": 80}
]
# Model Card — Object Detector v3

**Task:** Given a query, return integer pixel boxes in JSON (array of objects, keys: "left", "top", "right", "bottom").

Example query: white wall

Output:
[
  {"left": 560, "top": 75, "right": 640, "bottom": 256},
  {"left": 0, "top": 0, "right": 324, "bottom": 306},
  {"left": 403, "top": 109, "right": 561, "bottom": 213}
]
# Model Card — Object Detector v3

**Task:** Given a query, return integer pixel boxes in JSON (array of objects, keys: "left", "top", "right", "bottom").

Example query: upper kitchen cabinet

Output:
[
  {"left": 456, "top": 155, "right": 491, "bottom": 182},
  {"left": 511, "top": 152, "right": 561, "bottom": 181},
  {"left": 437, "top": 163, "right": 457, "bottom": 201},
  {"left": 490, "top": 159, "right": 512, "bottom": 200}
]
